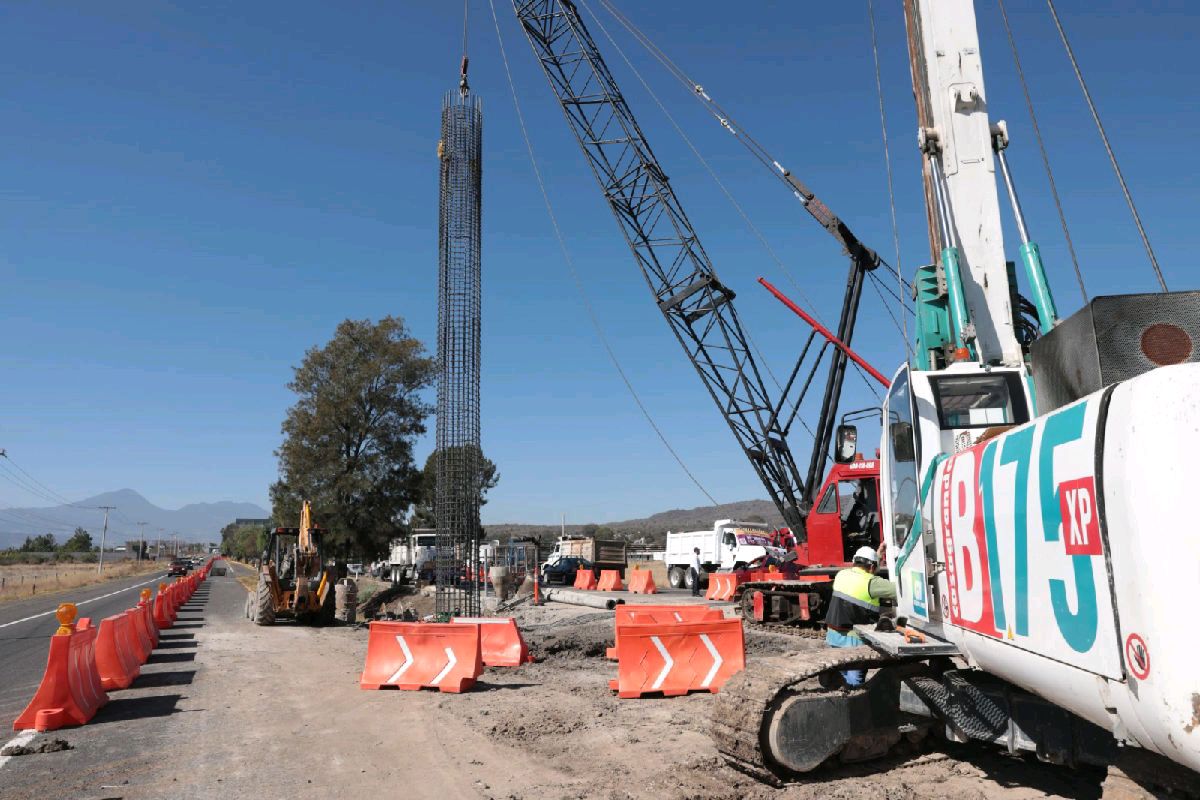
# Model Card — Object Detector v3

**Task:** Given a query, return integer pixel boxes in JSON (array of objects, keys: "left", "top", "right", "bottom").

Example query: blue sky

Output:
[{"left": 0, "top": 1, "right": 1195, "bottom": 533}]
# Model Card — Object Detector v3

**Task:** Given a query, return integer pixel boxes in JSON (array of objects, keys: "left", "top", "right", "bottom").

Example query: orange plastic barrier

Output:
[
  {"left": 705, "top": 572, "right": 742, "bottom": 601},
  {"left": 627, "top": 569, "right": 656, "bottom": 594},
  {"left": 596, "top": 570, "right": 624, "bottom": 592},
  {"left": 125, "top": 609, "right": 153, "bottom": 665},
  {"left": 154, "top": 585, "right": 174, "bottom": 629},
  {"left": 451, "top": 617, "right": 534, "bottom": 667},
  {"left": 360, "top": 621, "right": 483, "bottom": 693},
  {"left": 573, "top": 568, "right": 597, "bottom": 591},
  {"left": 606, "top": 605, "right": 725, "bottom": 659},
  {"left": 138, "top": 589, "right": 159, "bottom": 648},
  {"left": 13, "top": 606, "right": 108, "bottom": 732},
  {"left": 95, "top": 613, "right": 141, "bottom": 690},
  {"left": 608, "top": 618, "right": 745, "bottom": 698}
]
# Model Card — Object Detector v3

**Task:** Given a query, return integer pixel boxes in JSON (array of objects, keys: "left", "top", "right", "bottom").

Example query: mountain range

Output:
[
  {"left": 0, "top": 489, "right": 269, "bottom": 550},
  {"left": 483, "top": 499, "right": 785, "bottom": 545}
]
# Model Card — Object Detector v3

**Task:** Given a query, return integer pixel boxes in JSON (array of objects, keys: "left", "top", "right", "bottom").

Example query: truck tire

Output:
[
  {"left": 668, "top": 566, "right": 686, "bottom": 589},
  {"left": 251, "top": 575, "right": 276, "bottom": 626}
]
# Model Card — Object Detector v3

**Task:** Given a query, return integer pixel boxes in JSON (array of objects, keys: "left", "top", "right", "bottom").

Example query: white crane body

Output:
[{"left": 882, "top": 0, "right": 1200, "bottom": 776}]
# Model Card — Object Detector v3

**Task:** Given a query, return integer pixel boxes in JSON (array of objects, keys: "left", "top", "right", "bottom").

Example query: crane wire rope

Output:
[
  {"left": 580, "top": 0, "right": 884, "bottom": 404},
  {"left": 1045, "top": 0, "right": 1166, "bottom": 292},
  {"left": 486, "top": 0, "right": 719, "bottom": 506},
  {"left": 595, "top": 0, "right": 916, "bottom": 310},
  {"left": 575, "top": 0, "right": 871, "bottom": 422},
  {"left": 866, "top": 0, "right": 912, "bottom": 360},
  {"left": 996, "top": 0, "right": 1088, "bottom": 304}
]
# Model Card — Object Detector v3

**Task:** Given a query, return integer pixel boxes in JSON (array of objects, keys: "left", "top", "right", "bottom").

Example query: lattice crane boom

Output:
[{"left": 513, "top": 0, "right": 882, "bottom": 537}]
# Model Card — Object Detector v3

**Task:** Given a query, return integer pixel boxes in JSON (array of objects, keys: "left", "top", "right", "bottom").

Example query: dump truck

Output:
[
  {"left": 664, "top": 520, "right": 787, "bottom": 592},
  {"left": 542, "top": 536, "right": 627, "bottom": 578}
]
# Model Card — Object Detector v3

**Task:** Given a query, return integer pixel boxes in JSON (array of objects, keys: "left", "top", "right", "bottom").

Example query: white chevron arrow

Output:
[
  {"left": 386, "top": 635, "right": 415, "bottom": 683},
  {"left": 429, "top": 647, "right": 457, "bottom": 686},
  {"left": 649, "top": 635, "right": 674, "bottom": 690},
  {"left": 699, "top": 633, "right": 722, "bottom": 688}
]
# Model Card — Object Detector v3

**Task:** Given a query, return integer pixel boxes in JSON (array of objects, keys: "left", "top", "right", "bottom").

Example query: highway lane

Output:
[{"left": 0, "top": 568, "right": 170, "bottom": 726}]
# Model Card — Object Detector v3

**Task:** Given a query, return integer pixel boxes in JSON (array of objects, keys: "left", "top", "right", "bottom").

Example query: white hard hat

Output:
[{"left": 853, "top": 546, "right": 879, "bottom": 564}]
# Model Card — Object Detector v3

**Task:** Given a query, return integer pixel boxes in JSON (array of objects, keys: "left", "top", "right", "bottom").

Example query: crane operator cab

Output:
[{"left": 869, "top": 361, "right": 1033, "bottom": 634}]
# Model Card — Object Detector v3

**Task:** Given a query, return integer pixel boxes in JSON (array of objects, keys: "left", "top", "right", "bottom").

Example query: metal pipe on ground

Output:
[{"left": 543, "top": 588, "right": 625, "bottom": 611}]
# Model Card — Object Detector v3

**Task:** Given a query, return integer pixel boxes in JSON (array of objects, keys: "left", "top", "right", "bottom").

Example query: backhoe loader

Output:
[{"left": 249, "top": 500, "right": 336, "bottom": 626}]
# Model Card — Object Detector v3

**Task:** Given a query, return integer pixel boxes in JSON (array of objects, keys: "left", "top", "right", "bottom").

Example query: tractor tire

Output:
[
  {"left": 668, "top": 566, "right": 686, "bottom": 589},
  {"left": 251, "top": 575, "right": 276, "bottom": 626}
]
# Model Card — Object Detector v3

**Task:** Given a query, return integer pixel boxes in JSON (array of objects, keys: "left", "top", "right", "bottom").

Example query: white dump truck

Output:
[
  {"left": 664, "top": 520, "right": 787, "bottom": 591},
  {"left": 388, "top": 530, "right": 436, "bottom": 583}
]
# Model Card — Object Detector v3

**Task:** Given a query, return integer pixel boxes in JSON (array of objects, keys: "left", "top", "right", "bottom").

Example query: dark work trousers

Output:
[{"left": 690, "top": 567, "right": 701, "bottom": 596}]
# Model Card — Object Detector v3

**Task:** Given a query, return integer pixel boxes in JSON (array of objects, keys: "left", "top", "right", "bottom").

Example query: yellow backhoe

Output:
[{"left": 249, "top": 501, "right": 335, "bottom": 626}]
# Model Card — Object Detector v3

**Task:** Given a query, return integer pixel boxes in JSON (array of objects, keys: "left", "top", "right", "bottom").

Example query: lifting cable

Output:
[
  {"left": 597, "top": 0, "right": 916, "bottom": 310},
  {"left": 1045, "top": 0, "right": 1167, "bottom": 292},
  {"left": 582, "top": 0, "right": 885, "bottom": 403},
  {"left": 577, "top": 0, "right": 876, "bottom": 418},
  {"left": 867, "top": 0, "right": 913, "bottom": 360},
  {"left": 486, "top": 0, "right": 719, "bottom": 506},
  {"left": 997, "top": 0, "right": 1088, "bottom": 304}
]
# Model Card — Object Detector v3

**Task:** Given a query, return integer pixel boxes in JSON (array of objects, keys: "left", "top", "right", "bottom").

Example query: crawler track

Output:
[{"left": 710, "top": 645, "right": 894, "bottom": 783}]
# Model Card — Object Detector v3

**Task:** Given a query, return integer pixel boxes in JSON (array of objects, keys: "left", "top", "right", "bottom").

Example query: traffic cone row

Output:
[{"left": 13, "top": 557, "right": 218, "bottom": 732}]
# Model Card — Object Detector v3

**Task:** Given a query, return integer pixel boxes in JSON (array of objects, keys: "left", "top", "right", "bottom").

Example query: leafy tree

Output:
[
  {"left": 61, "top": 528, "right": 93, "bottom": 553},
  {"left": 411, "top": 445, "right": 500, "bottom": 528},
  {"left": 20, "top": 533, "right": 57, "bottom": 552},
  {"left": 219, "top": 522, "right": 268, "bottom": 562},
  {"left": 271, "top": 316, "right": 435, "bottom": 558}
]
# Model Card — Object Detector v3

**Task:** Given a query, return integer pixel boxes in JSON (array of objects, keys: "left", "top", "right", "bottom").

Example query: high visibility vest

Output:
[{"left": 824, "top": 566, "right": 881, "bottom": 631}]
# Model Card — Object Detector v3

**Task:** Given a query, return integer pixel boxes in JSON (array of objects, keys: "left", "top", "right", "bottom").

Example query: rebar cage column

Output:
[{"left": 434, "top": 90, "right": 483, "bottom": 618}]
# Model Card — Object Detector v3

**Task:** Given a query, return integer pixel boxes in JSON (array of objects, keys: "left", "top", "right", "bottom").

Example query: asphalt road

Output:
[{"left": 0, "top": 568, "right": 170, "bottom": 727}]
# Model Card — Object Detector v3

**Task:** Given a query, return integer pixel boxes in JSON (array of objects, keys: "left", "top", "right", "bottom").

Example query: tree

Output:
[
  {"left": 271, "top": 316, "right": 435, "bottom": 558},
  {"left": 61, "top": 528, "right": 93, "bottom": 553},
  {"left": 220, "top": 522, "right": 267, "bottom": 562},
  {"left": 20, "top": 533, "right": 57, "bottom": 552},
  {"left": 411, "top": 445, "right": 500, "bottom": 528}
]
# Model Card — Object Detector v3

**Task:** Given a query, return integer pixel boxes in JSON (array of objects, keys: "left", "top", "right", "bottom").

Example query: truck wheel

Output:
[
  {"left": 251, "top": 575, "right": 276, "bottom": 626},
  {"left": 668, "top": 566, "right": 686, "bottom": 589}
]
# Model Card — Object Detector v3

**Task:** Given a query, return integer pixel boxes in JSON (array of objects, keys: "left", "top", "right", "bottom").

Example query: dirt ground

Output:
[{"left": 1, "top": 566, "right": 1130, "bottom": 800}]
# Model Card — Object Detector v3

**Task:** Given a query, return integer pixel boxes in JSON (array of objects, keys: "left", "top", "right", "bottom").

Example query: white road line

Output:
[
  {"left": 0, "top": 729, "right": 37, "bottom": 772},
  {"left": 0, "top": 574, "right": 166, "bottom": 630}
]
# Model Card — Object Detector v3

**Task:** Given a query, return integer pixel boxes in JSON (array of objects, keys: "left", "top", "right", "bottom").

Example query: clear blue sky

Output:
[{"left": 0, "top": 1, "right": 1194, "bottom": 530}]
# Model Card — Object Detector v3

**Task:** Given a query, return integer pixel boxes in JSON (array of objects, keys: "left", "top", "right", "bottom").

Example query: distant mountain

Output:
[
  {"left": 0, "top": 489, "right": 269, "bottom": 550},
  {"left": 484, "top": 499, "right": 784, "bottom": 547}
]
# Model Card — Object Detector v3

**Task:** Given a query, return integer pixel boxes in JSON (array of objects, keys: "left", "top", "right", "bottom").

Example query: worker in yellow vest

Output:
[{"left": 823, "top": 544, "right": 894, "bottom": 686}]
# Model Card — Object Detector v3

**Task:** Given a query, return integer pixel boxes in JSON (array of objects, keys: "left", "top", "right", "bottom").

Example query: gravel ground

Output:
[{"left": 0, "top": 567, "right": 1148, "bottom": 799}]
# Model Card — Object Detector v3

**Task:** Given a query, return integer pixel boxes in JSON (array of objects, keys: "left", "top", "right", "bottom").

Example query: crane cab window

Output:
[
  {"left": 929, "top": 373, "right": 1028, "bottom": 430},
  {"left": 815, "top": 487, "right": 838, "bottom": 515}
]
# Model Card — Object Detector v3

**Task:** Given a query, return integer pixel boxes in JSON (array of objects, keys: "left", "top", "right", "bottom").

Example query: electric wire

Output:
[
  {"left": 0, "top": 454, "right": 93, "bottom": 508},
  {"left": 997, "top": 0, "right": 1088, "bottom": 304},
  {"left": 487, "top": 0, "right": 718, "bottom": 506},
  {"left": 1045, "top": 0, "right": 1166, "bottom": 292},
  {"left": 867, "top": 0, "right": 912, "bottom": 359}
]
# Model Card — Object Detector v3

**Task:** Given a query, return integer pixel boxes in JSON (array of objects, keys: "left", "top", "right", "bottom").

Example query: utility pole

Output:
[
  {"left": 96, "top": 506, "right": 115, "bottom": 574},
  {"left": 173, "top": 532, "right": 179, "bottom": 557},
  {"left": 136, "top": 521, "right": 148, "bottom": 562}
]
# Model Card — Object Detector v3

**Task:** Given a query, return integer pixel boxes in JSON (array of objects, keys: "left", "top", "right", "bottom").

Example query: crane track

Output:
[{"left": 710, "top": 645, "right": 896, "bottom": 784}]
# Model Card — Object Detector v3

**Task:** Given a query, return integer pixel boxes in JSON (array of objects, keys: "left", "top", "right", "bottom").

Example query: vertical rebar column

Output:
[{"left": 434, "top": 89, "right": 483, "bottom": 618}]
